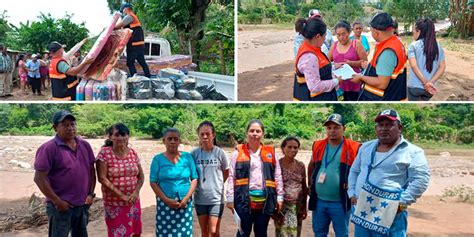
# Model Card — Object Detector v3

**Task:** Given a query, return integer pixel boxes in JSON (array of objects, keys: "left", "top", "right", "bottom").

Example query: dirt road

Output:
[
  {"left": 238, "top": 26, "right": 474, "bottom": 101},
  {"left": 1, "top": 136, "right": 473, "bottom": 236}
]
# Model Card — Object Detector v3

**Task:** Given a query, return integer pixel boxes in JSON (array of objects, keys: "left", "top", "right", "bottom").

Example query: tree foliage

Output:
[
  {"left": 0, "top": 104, "right": 471, "bottom": 146},
  {"left": 1, "top": 12, "right": 89, "bottom": 53}
]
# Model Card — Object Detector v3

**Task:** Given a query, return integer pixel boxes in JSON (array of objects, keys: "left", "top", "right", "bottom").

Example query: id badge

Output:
[{"left": 318, "top": 172, "right": 326, "bottom": 183}]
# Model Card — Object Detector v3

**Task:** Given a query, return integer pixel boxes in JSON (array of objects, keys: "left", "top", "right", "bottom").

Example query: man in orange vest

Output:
[
  {"left": 47, "top": 41, "right": 94, "bottom": 100},
  {"left": 308, "top": 113, "right": 360, "bottom": 236},
  {"left": 115, "top": 3, "right": 151, "bottom": 78},
  {"left": 351, "top": 12, "right": 407, "bottom": 101}
]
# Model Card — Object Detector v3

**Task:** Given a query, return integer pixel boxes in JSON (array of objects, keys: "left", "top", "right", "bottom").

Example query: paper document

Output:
[
  {"left": 333, "top": 64, "right": 358, "bottom": 80},
  {"left": 233, "top": 211, "right": 244, "bottom": 235}
]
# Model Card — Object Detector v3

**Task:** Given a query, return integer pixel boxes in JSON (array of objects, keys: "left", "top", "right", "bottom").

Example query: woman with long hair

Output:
[
  {"left": 226, "top": 119, "right": 284, "bottom": 237},
  {"left": 192, "top": 121, "right": 229, "bottom": 237},
  {"left": 96, "top": 123, "right": 144, "bottom": 237},
  {"left": 408, "top": 18, "right": 446, "bottom": 101}
]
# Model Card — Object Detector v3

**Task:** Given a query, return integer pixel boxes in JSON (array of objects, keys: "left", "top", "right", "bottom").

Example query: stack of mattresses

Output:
[{"left": 117, "top": 54, "right": 193, "bottom": 75}]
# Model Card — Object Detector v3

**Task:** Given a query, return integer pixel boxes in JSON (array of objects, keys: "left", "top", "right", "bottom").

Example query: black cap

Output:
[
  {"left": 324, "top": 113, "right": 344, "bottom": 126},
  {"left": 370, "top": 12, "right": 394, "bottom": 31},
  {"left": 375, "top": 109, "right": 401, "bottom": 124},
  {"left": 120, "top": 3, "right": 133, "bottom": 13},
  {"left": 48, "top": 41, "right": 65, "bottom": 53},
  {"left": 52, "top": 110, "right": 76, "bottom": 125}
]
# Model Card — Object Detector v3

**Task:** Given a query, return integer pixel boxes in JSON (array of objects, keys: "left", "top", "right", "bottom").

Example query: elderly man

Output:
[
  {"left": 0, "top": 44, "right": 13, "bottom": 97},
  {"left": 114, "top": 2, "right": 151, "bottom": 78},
  {"left": 348, "top": 109, "right": 430, "bottom": 237},
  {"left": 47, "top": 41, "right": 93, "bottom": 100},
  {"left": 308, "top": 113, "right": 360, "bottom": 237},
  {"left": 351, "top": 12, "right": 408, "bottom": 101},
  {"left": 34, "top": 110, "right": 96, "bottom": 237}
]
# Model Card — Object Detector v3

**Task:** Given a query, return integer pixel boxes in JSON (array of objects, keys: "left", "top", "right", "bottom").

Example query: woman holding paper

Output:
[
  {"left": 328, "top": 21, "right": 367, "bottom": 101},
  {"left": 294, "top": 17, "right": 343, "bottom": 101},
  {"left": 407, "top": 18, "right": 446, "bottom": 101},
  {"left": 226, "top": 119, "right": 284, "bottom": 237}
]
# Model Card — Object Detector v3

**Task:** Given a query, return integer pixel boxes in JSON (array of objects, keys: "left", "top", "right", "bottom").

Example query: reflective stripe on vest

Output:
[
  {"left": 132, "top": 41, "right": 145, "bottom": 46},
  {"left": 235, "top": 178, "right": 249, "bottom": 186},
  {"left": 67, "top": 80, "right": 79, "bottom": 89},
  {"left": 51, "top": 96, "right": 72, "bottom": 101}
]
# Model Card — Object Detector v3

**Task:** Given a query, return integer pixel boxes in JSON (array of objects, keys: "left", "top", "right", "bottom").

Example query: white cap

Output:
[{"left": 309, "top": 9, "right": 322, "bottom": 18}]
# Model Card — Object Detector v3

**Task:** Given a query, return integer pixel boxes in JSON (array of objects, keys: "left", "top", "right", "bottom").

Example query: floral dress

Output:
[
  {"left": 275, "top": 159, "right": 306, "bottom": 237},
  {"left": 97, "top": 146, "right": 142, "bottom": 237}
]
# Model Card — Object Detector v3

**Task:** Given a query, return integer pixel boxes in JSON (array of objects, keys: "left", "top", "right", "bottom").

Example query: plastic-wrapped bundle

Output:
[
  {"left": 175, "top": 89, "right": 203, "bottom": 100},
  {"left": 107, "top": 69, "right": 127, "bottom": 101},
  {"left": 195, "top": 85, "right": 228, "bottom": 100},
  {"left": 116, "top": 54, "right": 192, "bottom": 75},
  {"left": 177, "top": 77, "right": 196, "bottom": 90},
  {"left": 175, "top": 89, "right": 192, "bottom": 100},
  {"left": 151, "top": 78, "right": 175, "bottom": 100},
  {"left": 85, "top": 80, "right": 96, "bottom": 101},
  {"left": 76, "top": 79, "right": 88, "bottom": 101},
  {"left": 92, "top": 81, "right": 110, "bottom": 101},
  {"left": 127, "top": 75, "right": 152, "bottom": 99},
  {"left": 107, "top": 81, "right": 117, "bottom": 100},
  {"left": 159, "top": 68, "right": 185, "bottom": 80},
  {"left": 189, "top": 90, "right": 203, "bottom": 100}
]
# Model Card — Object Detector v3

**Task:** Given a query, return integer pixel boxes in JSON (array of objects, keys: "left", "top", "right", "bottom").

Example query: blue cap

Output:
[{"left": 120, "top": 3, "right": 133, "bottom": 13}]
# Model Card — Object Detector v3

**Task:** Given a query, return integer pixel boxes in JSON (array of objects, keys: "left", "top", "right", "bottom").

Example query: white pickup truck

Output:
[{"left": 117, "top": 37, "right": 235, "bottom": 100}]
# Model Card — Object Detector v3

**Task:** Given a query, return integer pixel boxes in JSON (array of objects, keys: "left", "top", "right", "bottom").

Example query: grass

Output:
[
  {"left": 441, "top": 185, "right": 474, "bottom": 204},
  {"left": 437, "top": 37, "right": 474, "bottom": 54}
]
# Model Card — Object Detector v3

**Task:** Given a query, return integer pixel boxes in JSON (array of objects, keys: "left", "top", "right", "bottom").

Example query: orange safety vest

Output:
[
  {"left": 360, "top": 35, "right": 407, "bottom": 101},
  {"left": 294, "top": 40, "right": 335, "bottom": 101},
  {"left": 234, "top": 144, "right": 278, "bottom": 215},
  {"left": 125, "top": 13, "right": 145, "bottom": 47},
  {"left": 49, "top": 57, "right": 78, "bottom": 100},
  {"left": 308, "top": 137, "right": 361, "bottom": 213}
]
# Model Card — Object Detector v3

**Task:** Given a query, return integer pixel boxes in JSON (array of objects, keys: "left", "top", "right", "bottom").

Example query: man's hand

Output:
[
  {"left": 85, "top": 195, "right": 94, "bottom": 205},
  {"left": 350, "top": 196, "right": 357, "bottom": 205},
  {"left": 351, "top": 74, "right": 363, "bottom": 84},
  {"left": 54, "top": 199, "right": 73, "bottom": 212}
]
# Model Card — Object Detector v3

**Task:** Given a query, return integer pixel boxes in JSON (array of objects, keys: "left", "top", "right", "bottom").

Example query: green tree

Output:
[{"left": 13, "top": 13, "right": 89, "bottom": 52}]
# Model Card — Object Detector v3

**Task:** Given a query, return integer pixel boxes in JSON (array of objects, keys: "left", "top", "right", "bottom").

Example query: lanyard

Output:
[
  {"left": 367, "top": 140, "right": 403, "bottom": 179},
  {"left": 324, "top": 139, "right": 343, "bottom": 168}
]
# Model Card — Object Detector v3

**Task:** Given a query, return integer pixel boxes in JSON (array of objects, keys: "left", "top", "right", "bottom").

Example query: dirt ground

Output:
[
  {"left": 237, "top": 25, "right": 474, "bottom": 101},
  {"left": 0, "top": 136, "right": 473, "bottom": 236}
]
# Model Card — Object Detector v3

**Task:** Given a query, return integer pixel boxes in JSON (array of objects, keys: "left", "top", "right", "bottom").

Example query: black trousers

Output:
[
  {"left": 29, "top": 76, "right": 41, "bottom": 94},
  {"left": 126, "top": 47, "right": 151, "bottom": 78},
  {"left": 236, "top": 209, "right": 271, "bottom": 237}
]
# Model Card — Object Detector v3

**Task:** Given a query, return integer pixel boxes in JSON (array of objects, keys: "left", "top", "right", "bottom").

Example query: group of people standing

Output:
[
  {"left": 293, "top": 10, "right": 446, "bottom": 102},
  {"left": 34, "top": 109, "right": 430, "bottom": 237}
]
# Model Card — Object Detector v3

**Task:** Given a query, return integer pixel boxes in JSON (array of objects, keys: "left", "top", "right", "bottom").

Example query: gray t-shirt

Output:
[
  {"left": 191, "top": 146, "right": 229, "bottom": 205},
  {"left": 408, "top": 40, "right": 445, "bottom": 89},
  {"left": 122, "top": 15, "right": 134, "bottom": 27}
]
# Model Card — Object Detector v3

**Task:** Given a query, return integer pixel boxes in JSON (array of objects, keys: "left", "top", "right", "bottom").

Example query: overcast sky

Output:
[{"left": 2, "top": 0, "right": 116, "bottom": 35}]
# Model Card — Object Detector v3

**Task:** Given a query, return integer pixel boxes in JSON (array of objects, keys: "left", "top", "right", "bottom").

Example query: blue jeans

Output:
[
  {"left": 312, "top": 198, "right": 350, "bottom": 237},
  {"left": 46, "top": 202, "right": 90, "bottom": 237},
  {"left": 354, "top": 210, "right": 407, "bottom": 237}
]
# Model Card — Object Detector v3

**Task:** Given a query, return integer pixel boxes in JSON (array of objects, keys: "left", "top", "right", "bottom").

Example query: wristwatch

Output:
[{"left": 88, "top": 192, "right": 96, "bottom": 198}]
